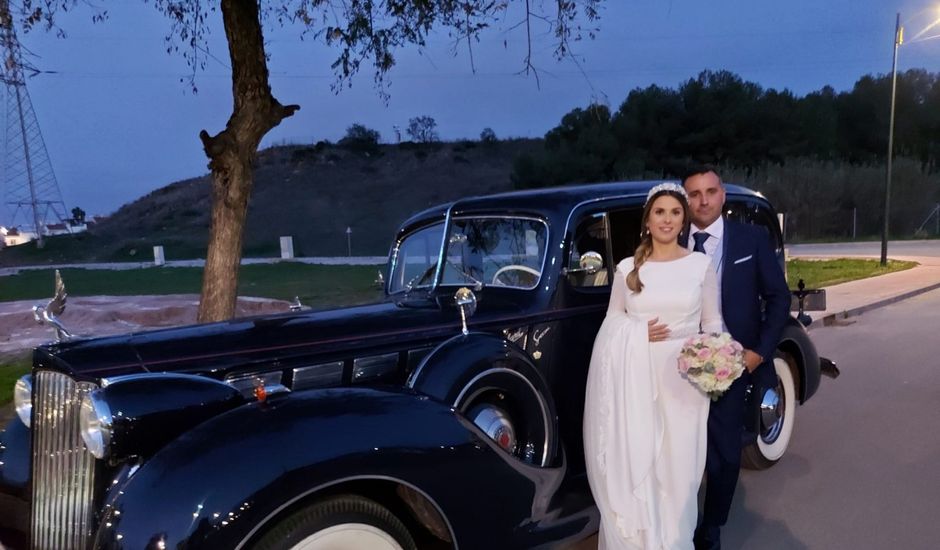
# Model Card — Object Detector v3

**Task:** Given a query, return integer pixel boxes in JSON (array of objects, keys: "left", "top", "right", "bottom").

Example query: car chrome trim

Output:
[
  {"left": 226, "top": 371, "right": 287, "bottom": 398},
  {"left": 429, "top": 202, "right": 455, "bottom": 293},
  {"left": 405, "top": 333, "right": 466, "bottom": 389},
  {"left": 395, "top": 213, "right": 551, "bottom": 294},
  {"left": 405, "top": 347, "right": 434, "bottom": 375},
  {"left": 80, "top": 389, "right": 114, "bottom": 459},
  {"left": 31, "top": 370, "right": 98, "bottom": 550},
  {"left": 562, "top": 193, "right": 647, "bottom": 251},
  {"left": 13, "top": 374, "right": 32, "bottom": 428},
  {"left": 292, "top": 362, "right": 345, "bottom": 390},
  {"left": 453, "top": 367, "right": 552, "bottom": 468},
  {"left": 101, "top": 372, "right": 237, "bottom": 388},
  {"left": 352, "top": 353, "right": 399, "bottom": 382},
  {"left": 234, "top": 475, "right": 457, "bottom": 550}
]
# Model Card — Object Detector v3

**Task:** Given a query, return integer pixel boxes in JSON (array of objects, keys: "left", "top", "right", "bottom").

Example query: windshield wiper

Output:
[
  {"left": 404, "top": 258, "right": 483, "bottom": 293},
  {"left": 445, "top": 258, "right": 484, "bottom": 290},
  {"left": 405, "top": 263, "right": 438, "bottom": 293}
]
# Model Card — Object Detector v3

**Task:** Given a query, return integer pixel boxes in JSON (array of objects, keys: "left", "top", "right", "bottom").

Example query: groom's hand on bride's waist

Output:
[{"left": 648, "top": 317, "right": 671, "bottom": 342}]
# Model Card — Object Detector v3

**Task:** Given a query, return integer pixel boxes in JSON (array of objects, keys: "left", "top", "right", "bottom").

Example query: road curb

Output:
[{"left": 814, "top": 280, "right": 940, "bottom": 329}]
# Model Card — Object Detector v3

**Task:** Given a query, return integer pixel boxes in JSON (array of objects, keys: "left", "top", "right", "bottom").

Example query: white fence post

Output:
[
  {"left": 280, "top": 236, "right": 295, "bottom": 259},
  {"left": 153, "top": 246, "right": 165, "bottom": 266}
]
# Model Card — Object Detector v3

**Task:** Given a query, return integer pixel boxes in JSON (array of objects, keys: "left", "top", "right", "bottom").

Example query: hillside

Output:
[{"left": 0, "top": 139, "right": 538, "bottom": 266}]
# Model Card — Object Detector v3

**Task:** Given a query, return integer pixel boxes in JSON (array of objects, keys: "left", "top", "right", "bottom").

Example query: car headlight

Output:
[
  {"left": 79, "top": 391, "right": 113, "bottom": 459},
  {"left": 13, "top": 375, "right": 32, "bottom": 428}
]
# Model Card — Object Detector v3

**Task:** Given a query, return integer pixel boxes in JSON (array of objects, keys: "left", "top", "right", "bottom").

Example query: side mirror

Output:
[
  {"left": 374, "top": 270, "right": 385, "bottom": 289},
  {"left": 562, "top": 251, "right": 604, "bottom": 275},
  {"left": 454, "top": 287, "right": 477, "bottom": 335}
]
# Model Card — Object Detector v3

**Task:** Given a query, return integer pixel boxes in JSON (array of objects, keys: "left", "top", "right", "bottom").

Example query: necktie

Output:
[{"left": 692, "top": 231, "right": 710, "bottom": 254}]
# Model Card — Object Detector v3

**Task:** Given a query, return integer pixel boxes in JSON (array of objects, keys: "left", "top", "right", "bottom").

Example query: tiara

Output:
[{"left": 645, "top": 182, "right": 688, "bottom": 204}]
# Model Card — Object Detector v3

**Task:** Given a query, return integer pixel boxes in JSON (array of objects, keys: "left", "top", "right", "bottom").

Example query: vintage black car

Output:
[{"left": 0, "top": 181, "right": 836, "bottom": 549}]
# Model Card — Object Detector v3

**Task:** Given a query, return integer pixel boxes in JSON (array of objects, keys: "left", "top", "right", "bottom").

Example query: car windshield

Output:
[{"left": 389, "top": 217, "right": 548, "bottom": 293}]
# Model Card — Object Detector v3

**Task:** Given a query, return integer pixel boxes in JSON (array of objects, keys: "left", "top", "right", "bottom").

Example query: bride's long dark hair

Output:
[{"left": 626, "top": 189, "right": 690, "bottom": 293}]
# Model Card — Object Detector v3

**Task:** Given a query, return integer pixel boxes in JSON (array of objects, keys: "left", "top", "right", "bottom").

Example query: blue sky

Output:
[{"left": 4, "top": 0, "right": 940, "bottom": 223}]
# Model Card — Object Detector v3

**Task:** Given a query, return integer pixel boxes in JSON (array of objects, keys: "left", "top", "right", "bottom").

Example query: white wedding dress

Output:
[{"left": 584, "top": 253, "right": 722, "bottom": 549}]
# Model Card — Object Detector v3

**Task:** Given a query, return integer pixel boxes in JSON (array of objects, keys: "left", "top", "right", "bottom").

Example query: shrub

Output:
[{"left": 339, "top": 124, "right": 381, "bottom": 154}]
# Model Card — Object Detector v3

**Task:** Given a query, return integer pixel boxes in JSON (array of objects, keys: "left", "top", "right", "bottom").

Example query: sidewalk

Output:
[{"left": 788, "top": 253, "right": 940, "bottom": 329}]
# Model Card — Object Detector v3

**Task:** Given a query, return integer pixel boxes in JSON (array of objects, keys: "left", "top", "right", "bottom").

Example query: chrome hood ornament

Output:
[{"left": 32, "top": 269, "right": 73, "bottom": 341}]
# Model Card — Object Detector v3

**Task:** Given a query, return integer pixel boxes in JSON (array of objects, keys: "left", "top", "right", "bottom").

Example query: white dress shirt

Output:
[{"left": 689, "top": 216, "right": 726, "bottom": 329}]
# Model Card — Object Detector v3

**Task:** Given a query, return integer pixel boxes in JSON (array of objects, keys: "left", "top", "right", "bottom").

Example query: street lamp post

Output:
[{"left": 882, "top": 13, "right": 903, "bottom": 267}]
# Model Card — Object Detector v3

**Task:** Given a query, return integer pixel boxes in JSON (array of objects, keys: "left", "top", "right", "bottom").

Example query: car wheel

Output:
[
  {"left": 742, "top": 354, "right": 798, "bottom": 470},
  {"left": 250, "top": 494, "right": 417, "bottom": 550},
  {"left": 455, "top": 368, "right": 554, "bottom": 467}
]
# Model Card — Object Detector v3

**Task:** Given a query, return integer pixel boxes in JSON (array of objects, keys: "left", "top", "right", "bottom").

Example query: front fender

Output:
[
  {"left": 91, "top": 386, "right": 552, "bottom": 549},
  {"left": 0, "top": 418, "right": 30, "bottom": 535},
  {"left": 408, "top": 331, "right": 559, "bottom": 466},
  {"left": 0, "top": 417, "right": 30, "bottom": 498}
]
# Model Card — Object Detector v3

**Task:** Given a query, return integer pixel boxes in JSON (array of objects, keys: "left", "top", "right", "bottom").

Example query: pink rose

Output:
[
  {"left": 720, "top": 345, "right": 736, "bottom": 357},
  {"left": 714, "top": 367, "right": 731, "bottom": 380},
  {"left": 697, "top": 348, "right": 712, "bottom": 361},
  {"left": 678, "top": 357, "right": 690, "bottom": 373}
]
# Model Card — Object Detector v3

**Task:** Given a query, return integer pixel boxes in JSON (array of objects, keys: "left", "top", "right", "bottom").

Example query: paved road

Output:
[
  {"left": 571, "top": 287, "right": 940, "bottom": 549},
  {"left": 788, "top": 239, "right": 940, "bottom": 258},
  {"left": 722, "top": 287, "right": 940, "bottom": 548}
]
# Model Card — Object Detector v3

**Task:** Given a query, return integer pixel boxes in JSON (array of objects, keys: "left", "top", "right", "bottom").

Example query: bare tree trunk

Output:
[{"left": 197, "top": 0, "right": 299, "bottom": 322}]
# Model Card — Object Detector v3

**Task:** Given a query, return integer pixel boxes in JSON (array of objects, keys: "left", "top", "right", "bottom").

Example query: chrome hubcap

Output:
[
  {"left": 760, "top": 382, "right": 785, "bottom": 443},
  {"left": 467, "top": 403, "right": 517, "bottom": 453}
]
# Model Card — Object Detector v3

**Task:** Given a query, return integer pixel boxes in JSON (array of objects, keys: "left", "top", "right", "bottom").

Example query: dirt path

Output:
[{"left": 0, "top": 294, "right": 291, "bottom": 355}]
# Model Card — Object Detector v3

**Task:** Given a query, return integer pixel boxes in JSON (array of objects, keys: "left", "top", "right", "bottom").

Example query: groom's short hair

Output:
[{"left": 681, "top": 164, "right": 722, "bottom": 185}]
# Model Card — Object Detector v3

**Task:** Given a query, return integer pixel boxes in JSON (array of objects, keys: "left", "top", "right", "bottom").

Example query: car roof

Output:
[{"left": 398, "top": 180, "right": 763, "bottom": 232}]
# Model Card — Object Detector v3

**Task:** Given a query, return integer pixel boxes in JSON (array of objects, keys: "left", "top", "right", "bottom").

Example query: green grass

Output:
[
  {"left": 786, "top": 258, "right": 917, "bottom": 288},
  {"left": 0, "top": 352, "right": 31, "bottom": 407},
  {"left": 0, "top": 263, "right": 384, "bottom": 309}
]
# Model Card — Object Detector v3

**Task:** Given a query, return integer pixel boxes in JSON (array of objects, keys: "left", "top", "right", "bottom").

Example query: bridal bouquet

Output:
[{"left": 678, "top": 332, "right": 745, "bottom": 400}]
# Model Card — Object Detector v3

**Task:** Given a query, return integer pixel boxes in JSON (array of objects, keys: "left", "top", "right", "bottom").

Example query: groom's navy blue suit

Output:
[{"left": 700, "top": 219, "right": 790, "bottom": 530}]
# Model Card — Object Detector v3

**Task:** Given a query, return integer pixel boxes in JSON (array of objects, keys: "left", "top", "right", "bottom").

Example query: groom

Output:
[{"left": 674, "top": 166, "right": 791, "bottom": 549}]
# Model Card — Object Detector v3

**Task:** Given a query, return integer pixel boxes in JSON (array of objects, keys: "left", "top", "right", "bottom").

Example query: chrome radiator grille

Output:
[{"left": 31, "top": 370, "right": 98, "bottom": 550}]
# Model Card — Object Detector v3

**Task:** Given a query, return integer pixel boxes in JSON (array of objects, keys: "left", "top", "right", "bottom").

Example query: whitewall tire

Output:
[
  {"left": 250, "top": 494, "right": 416, "bottom": 550},
  {"left": 742, "top": 355, "right": 798, "bottom": 470}
]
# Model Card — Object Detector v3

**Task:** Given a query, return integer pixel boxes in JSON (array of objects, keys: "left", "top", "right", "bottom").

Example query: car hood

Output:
[{"left": 37, "top": 292, "right": 530, "bottom": 380}]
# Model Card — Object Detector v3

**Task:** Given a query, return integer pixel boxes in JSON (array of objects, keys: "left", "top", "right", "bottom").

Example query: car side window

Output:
[
  {"left": 567, "top": 213, "right": 611, "bottom": 287},
  {"left": 725, "top": 200, "right": 784, "bottom": 253},
  {"left": 607, "top": 207, "right": 644, "bottom": 266}
]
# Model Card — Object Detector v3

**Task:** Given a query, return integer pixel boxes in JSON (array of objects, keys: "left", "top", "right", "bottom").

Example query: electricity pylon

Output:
[{"left": 0, "top": 1, "right": 68, "bottom": 247}]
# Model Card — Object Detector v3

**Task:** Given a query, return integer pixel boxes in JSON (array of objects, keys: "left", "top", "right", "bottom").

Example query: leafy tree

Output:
[
  {"left": 18, "top": 1, "right": 604, "bottom": 321},
  {"left": 480, "top": 127, "right": 498, "bottom": 144},
  {"left": 70, "top": 206, "right": 86, "bottom": 224},
  {"left": 407, "top": 115, "right": 440, "bottom": 143},
  {"left": 339, "top": 123, "right": 381, "bottom": 154}
]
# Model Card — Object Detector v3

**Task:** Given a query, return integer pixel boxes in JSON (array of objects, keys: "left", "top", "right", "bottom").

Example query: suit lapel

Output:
[{"left": 721, "top": 219, "right": 734, "bottom": 302}]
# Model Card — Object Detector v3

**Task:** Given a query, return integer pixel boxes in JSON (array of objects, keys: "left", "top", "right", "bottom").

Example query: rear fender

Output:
[
  {"left": 90, "top": 386, "right": 543, "bottom": 549},
  {"left": 777, "top": 317, "right": 822, "bottom": 403}
]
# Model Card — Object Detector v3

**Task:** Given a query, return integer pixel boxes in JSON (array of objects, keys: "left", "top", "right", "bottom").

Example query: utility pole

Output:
[{"left": 881, "top": 13, "right": 902, "bottom": 266}]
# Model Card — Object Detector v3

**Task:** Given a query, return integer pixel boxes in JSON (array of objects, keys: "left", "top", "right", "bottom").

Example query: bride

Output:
[{"left": 583, "top": 183, "right": 722, "bottom": 549}]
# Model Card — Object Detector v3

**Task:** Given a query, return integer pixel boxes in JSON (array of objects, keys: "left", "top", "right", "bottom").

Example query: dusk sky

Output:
[{"left": 4, "top": 0, "right": 940, "bottom": 225}]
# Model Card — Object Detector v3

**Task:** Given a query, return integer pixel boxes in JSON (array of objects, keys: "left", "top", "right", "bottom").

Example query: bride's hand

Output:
[{"left": 647, "top": 318, "right": 670, "bottom": 342}]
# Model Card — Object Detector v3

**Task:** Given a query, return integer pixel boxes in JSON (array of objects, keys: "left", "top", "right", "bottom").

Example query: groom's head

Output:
[{"left": 682, "top": 165, "right": 725, "bottom": 229}]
